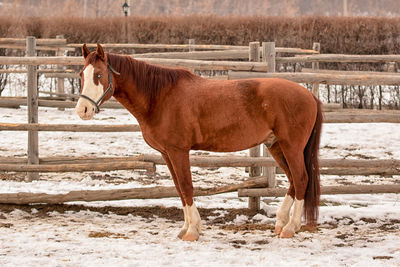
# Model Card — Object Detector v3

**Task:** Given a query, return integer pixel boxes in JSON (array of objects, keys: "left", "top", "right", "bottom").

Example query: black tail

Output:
[{"left": 303, "top": 96, "right": 323, "bottom": 225}]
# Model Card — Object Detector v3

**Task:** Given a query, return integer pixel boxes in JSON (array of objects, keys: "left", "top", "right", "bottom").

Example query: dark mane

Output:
[{"left": 106, "top": 53, "right": 196, "bottom": 109}]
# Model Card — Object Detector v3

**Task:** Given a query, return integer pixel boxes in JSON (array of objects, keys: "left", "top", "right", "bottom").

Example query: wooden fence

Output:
[{"left": 0, "top": 37, "right": 399, "bottom": 207}]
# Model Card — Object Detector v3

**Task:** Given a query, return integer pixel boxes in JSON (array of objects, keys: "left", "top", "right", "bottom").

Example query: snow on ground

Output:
[{"left": 0, "top": 106, "right": 399, "bottom": 266}]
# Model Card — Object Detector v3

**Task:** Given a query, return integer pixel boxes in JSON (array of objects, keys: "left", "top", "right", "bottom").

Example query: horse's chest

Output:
[{"left": 141, "top": 131, "right": 166, "bottom": 153}]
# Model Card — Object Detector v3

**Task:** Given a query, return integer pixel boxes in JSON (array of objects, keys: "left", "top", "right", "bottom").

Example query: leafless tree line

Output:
[{"left": 1, "top": 0, "right": 400, "bottom": 17}]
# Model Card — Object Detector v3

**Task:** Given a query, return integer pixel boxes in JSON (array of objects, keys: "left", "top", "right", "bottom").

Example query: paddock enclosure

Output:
[
  {"left": 0, "top": 36, "right": 400, "bottom": 265},
  {"left": 0, "top": 37, "right": 400, "bottom": 208}
]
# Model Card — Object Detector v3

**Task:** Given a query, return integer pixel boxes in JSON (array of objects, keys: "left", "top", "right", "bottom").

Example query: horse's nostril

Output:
[{"left": 84, "top": 106, "right": 87, "bottom": 113}]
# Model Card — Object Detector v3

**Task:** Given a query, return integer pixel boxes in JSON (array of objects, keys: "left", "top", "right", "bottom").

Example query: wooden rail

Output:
[
  {"left": 4, "top": 54, "right": 398, "bottom": 68},
  {"left": 238, "top": 185, "right": 400, "bottom": 198},
  {"left": 0, "top": 56, "right": 269, "bottom": 71},
  {"left": 0, "top": 123, "right": 141, "bottom": 132},
  {"left": 228, "top": 71, "right": 400, "bottom": 86},
  {"left": 0, "top": 176, "right": 269, "bottom": 205},
  {"left": 277, "top": 54, "right": 400, "bottom": 63},
  {"left": 0, "top": 38, "right": 67, "bottom": 46},
  {"left": 0, "top": 161, "right": 155, "bottom": 173},
  {"left": 1, "top": 110, "right": 399, "bottom": 134},
  {"left": 2, "top": 155, "right": 399, "bottom": 175},
  {"left": 67, "top": 43, "right": 319, "bottom": 54},
  {"left": 133, "top": 48, "right": 318, "bottom": 60},
  {"left": 0, "top": 97, "right": 123, "bottom": 109}
]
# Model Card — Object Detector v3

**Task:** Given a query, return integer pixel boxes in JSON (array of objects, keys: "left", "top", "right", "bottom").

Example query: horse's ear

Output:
[
  {"left": 82, "top": 44, "right": 90, "bottom": 59},
  {"left": 96, "top": 43, "right": 105, "bottom": 61}
]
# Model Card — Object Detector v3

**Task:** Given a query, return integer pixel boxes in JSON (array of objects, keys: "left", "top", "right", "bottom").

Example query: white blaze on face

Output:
[{"left": 76, "top": 64, "right": 104, "bottom": 120}]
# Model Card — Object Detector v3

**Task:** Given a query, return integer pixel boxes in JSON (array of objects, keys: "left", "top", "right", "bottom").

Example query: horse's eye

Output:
[{"left": 97, "top": 74, "right": 103, "bottom": 79}]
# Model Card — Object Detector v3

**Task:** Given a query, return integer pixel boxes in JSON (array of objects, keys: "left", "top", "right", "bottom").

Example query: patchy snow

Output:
[{"left": 0, "top": 106, "right": 399, "bottom": 266}]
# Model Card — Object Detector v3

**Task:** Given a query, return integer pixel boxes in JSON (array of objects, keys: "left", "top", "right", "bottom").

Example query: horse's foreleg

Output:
[
  {"left": 161, "top": 153, "right": 189, "bottom": 239},
  {"left": 167, "top": 150, "right": 202, "bottom": 241}
]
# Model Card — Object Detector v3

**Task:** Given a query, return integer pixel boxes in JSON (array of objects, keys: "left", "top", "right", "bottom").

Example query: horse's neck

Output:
[
  {"left": 113, "top": 89, "right": 143, "bottom": 123},
  {"left": 113, "top": 80, "right": 152, "bottom": 124}
]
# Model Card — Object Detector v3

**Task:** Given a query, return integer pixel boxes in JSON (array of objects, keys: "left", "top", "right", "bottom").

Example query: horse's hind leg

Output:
[
  {"left": 279, "top": 144, "right": 309, "bottom": 238},
  {"left": 161, "top": 153, "right": 190, "bottom": 239},
  {"left": 166, "top": 150, "right": 202, "bottom": 241},
  {"left": 267, "top": 142, "right": 295, "bottom": 235}
]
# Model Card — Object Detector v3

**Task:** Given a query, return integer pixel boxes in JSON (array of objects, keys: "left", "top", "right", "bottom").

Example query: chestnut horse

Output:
[{"left": 76, "top": 44, "right": 323, "bottom": 241}]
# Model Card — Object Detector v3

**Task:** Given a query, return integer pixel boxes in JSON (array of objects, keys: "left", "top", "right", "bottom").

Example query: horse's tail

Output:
[{"left": 303, "top": 95, "right": 323, "bottom": 225}]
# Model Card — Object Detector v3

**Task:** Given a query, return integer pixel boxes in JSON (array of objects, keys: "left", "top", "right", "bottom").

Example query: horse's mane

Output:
[{"left": 106, "top": 53, "right": 196, "bottom": 108}]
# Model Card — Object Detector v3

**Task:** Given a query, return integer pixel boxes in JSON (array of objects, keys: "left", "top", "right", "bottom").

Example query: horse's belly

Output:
[{"left": 192, "top": 126, "right": 273, "bottom": 152}]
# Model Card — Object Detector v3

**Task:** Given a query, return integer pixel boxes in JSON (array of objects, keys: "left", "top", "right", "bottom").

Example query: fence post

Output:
[
  {"left": 312, "top": 42, "right": 321, "bottom": 98},
  {"left": 262, "top": 42, "right": 276, "bottom": 188},
  {"left": 188, "top": 39, "right": 195, "bottom": 52},
  {"left": 262, "top": 42, "right": 275, "bottom": 72},
  {"left": 56, "top": 35, "right": 65, "bottom": 109},
  {"left": 248, "top": 41, "right": 261, "bottom": 210},
  {"left": 26, "top": 36, "right": 39, "bottom": 181}
]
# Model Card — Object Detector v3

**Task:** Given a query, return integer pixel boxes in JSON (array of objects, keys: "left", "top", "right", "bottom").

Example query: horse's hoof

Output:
[
  {"left": 177, "top": 229, "right": 187, "bottom": 239},
  {"left": 274, "top": 226, "right": 283, "bottom": 235},
  {"left": 182, "top": 232, "right": 199, "bottom": 242},
  {"left": 280, "top": 230, "right": 295, "bottom": 238}
]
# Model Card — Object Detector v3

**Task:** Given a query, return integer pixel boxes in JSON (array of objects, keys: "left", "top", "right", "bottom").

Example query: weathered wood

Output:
[
  {"left": 262, "top": 42, "right": 276, "bottom": 72},
  {"left": 312, "top": 42, "right": 321, "bottom": 98},
  {"left": 323, "top": 103, "right": 342, "bottom": 111},
  {"left": 69, "top": 43, "right": 249, "bottom": 50},
  {"left": 2, "top": 156, "right": 400, "bottom": 175},
  {"left": 68, "top": 43, "right": 318, "bottom": 53},
  {"left": 0, "top": 176, "right": 268, "bottom": 204},
  {"left": 0, "top": 69, "right": 77, "bottom": 74},
  {"left": 276, "top": 47, "right": 319, "bottom": 54},
  {"left": 274, "top": 167, "right": 400, "bottom": 176},
  {"left": 238, "top": 184, "right": 400, "bottom": 197},
  {"left": 324, "top": 111, "right": 400, "bottom": 123},
  {"left": 318, "top": 167, "right": 400, "bottom": 176},
  {"left": 26, "top": 36, "right": 39, "bottom": 181},
  {"left": 44, "top": 73, "right": 79, "bottom": 79},
  {"left": 0, "top": 38, "right": 67, "bottom": 46},
  {"left": 0, "top": 56, "right": 84, "bottom": 65},
  {"left": 0, "top": 182, "right": 398, "bottom": 205},
  {"left": 141, "top": 57, "right": 269, "bottom": 72},
  {"left": 301, "top": 68, "right": 400, "bottom": 76},
  {"left": 0, "top": 56, "right": 269, "bottom": 71},
  {"left": 248, "top": 41, "right": 262, "bottom": 210},
  {"left": 0, "top": 45, "right": 75, "bottom": 52},
  {"left": 38, "top": 90, "right": 78, "bottom": 98},
  {"left": 277, "top": 54, "right": 400, "bottom": 64},
  {"left": 0, "top": 123, "right": 141, "bottom": 132},
  {"left": 56, "top": 35, "right": 66, "bottom": 109},
  {"left": 228, "top": 71, "right": 400, "bottom": 85},
  {"left": 261, "top": 41, "right": 277, "bottom": 189},
  {"left": 248, "top": 42, "right": 260, "bottom": 63},
  {"left": 0, "top": 97, "right": 123, "bottom": 109},
  {"left": 0, "top": 161, "right": 155, "bottom": 173},
  {"left": 188, "top": 39, "right": 195, "bottom": 52},
  {"left": 134, "top": 49, "right": 249, "bottom": 60}
]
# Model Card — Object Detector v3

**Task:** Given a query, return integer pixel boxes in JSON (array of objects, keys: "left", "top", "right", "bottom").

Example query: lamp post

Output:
[
  {"left": 122, "top": 1, "right": 129, "bottom": 42},
  {"left": 122, "top": 1, "right": 129, "bottom": 17}
]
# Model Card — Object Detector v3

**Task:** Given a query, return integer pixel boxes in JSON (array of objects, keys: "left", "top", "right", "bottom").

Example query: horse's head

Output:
[{"left": 76, "top": 43, "right": 118, "bottom": 120}]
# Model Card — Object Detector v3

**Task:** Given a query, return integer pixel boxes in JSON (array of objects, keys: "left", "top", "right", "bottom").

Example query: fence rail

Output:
[
  {"left": 2, "top": 155, "right": 399, "bottom": 176},
  {"left": 228, "top": 71, "right": 400, "bottom": 86}
]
